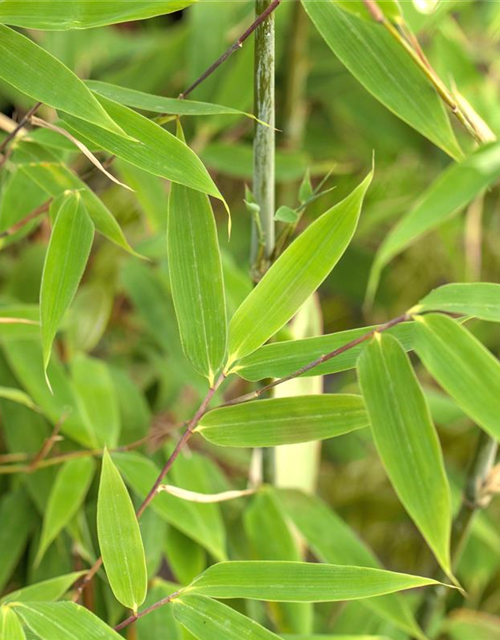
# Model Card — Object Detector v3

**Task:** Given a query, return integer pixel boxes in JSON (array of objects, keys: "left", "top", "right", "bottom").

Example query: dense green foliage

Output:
[{"left": 0, "top": 2, "right": 499, "bottom": 640}]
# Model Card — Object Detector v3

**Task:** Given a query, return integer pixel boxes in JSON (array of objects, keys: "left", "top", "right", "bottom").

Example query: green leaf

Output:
[
  {"left": 274, "top": 206, "right": 299, "bottom": 224},
  {"left": 2, "top": 339, "right": 97, "bottom": 448},
  {"left": 0, "top": 1, "right": 193, "bottom": 30},
  {"left": 244, "top": 491, "right": 312, "bottom": 635},
  {"left": 35, "top": 458, "right": 95, "bottom": 567},
  {"left": 60, "top": 96, "right": 224, "bottom": 200},
  {"left": 367, "top": 143, "right": 500, "bottom": 302},
  {"left": 234, "top": 321, "right": 415, "bottom": 382},
  {"left": 15, "top": 602, "right": 122, "bottom": 640},
  {"left": 196, "top": 395, "right": 369, "bottom": 448},
  {"left": 19, "top": 162, "right": 138, "bottom": 256},
  {"left": 412, "top": 283, "right": 500, "bottom": 322},
  {"left": 0, "top": 572, "right": 86, "bottom": 605},
  {"left": 97, "top": 450, "right": 147, "bottom": 612},
  {"left": 173, "top": 593, "right": 281, "bottom": 640},
  {"left": 0, "top": 386, "right": 37, "bottom": 410},
  {"left": 0, "top": 607, "right": 25, "bottom": 640},
  {"left": 278, "top": 490, "right": 426, "bottom": 640},
  {"left": 227, "top": 170, "right": 373, "bottom": 363},
  {"left": 40, "top": 192, "right": 94, "bottom": 374},
  {"left": 0, "top": 490, "right": 35, "bottom": 593},
  {"left": 71, "top": 355, "right": 121, "bottom": 448},
  {"left": 0, "top": 25, "right": 127, "bottom": 137},
  {"left": 114, "top": 453, "right": 227, "bottom": 562},
  {"left": 87, "top": 80, "right": 259, "bottom": 120},
  {"left": 302, "top": 1, "right": 461, "bottom": 159},
  {"left": 414, "top": 314, "right": 500, "bottom": 441},
  {"left": 357, "top": 332, "right": 452, "bottom": 577},
  {"left": 187, "top": 561, "right": 441, "bottom": 601},
  {"left": 168, "top": 182, "right": 227, "bottom": 383}
]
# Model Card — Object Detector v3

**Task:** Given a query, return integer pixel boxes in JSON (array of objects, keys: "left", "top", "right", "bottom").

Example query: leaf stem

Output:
[
  {"left": 114, "top": 589, "right": 182, "bottom": 632},
  {"left": 0, "top": 101, "right": 41, "bottom": 164}
]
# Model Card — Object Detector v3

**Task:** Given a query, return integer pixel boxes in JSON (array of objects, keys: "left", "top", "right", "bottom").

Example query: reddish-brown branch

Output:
[
  {"left": 179, "top": 0, "right": 282, "bottom": 99},
  {"left": 115, "top": 590, "right": 181, "bottom": 632}
]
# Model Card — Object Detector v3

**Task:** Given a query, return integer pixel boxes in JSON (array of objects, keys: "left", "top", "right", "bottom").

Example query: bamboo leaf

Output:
[
  {"left": 412, "top": 283, "right": 500, "bottom": 322},
  {"left": 302, "top": 1, "right": 461, "bottom": 159},
  {"left": 97, "top": 450, "right": 147, "bottom": 612},
  {"left": 19, "top": 162, "right": 139, "bottom": 256},
  {"left": 0, "top": 1, "right": 193, "bottom": 30},
  {"left": 228, "top": 170, "right": 373, "bottom": 363},
  {"left": 234, "top": 321, "right": 415, "bottom": 381},
  {"left": 357, "top": 332, "right": 452, "bottom": 577},
  {"left": 0, "top": 386, "right": 37, "bottom": 411},
  {"left": 60, "top": 96, "right": 224, "bottom": 200},
  {"left": 414, "top": 314, "right": 500, "bottom": 441},
  {"left": 173, "top": 593, "right": 282, "bottom": 640},
  {"left": 0, "top": 607, "right": 25, "bottom": 640},
  {"left": 40, "top": 191, "right": 94, "bottom": 374},
  {"left": 87, "top": 80, "right": 259, "bottom": 120},
  {"left": 278, "top": 490, "right": 426, "bottom": 640},
  {"left": 113, "top": 452, "right": 227, "bottom": 561},
  {"left": 187, "top": 561, "right": 441, "bottom": 601},
  {"left": 71, "top": 355, "right": 121, "bottom": 448},
  {"left": 0, "top": 25, "right": 127, "bottom": 137},
  {"left": 0, "top": 572, "right": 86, "bottom": 605},
  {"left": 15, "top": 602, "right": 122, "bottom": 640},
  {"left": 196, "top": 395, "right": 369, "bottom": 448},
  {"left": 244, "top": 490, "right": 312, "bottom": 635},
  {"left": 367, "top": 143, "right": 500, "bottom": 302},
  {"left": 168, "top": 182, "right": 227, "bottom": 383},
  {"left": 35, "top": 458, "right": 95, "bottom": 567}
]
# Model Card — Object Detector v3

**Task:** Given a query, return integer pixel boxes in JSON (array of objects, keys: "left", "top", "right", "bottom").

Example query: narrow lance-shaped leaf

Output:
[
  {"left": 0, "top": 25, "right": 127, "bottom": 137},
  {"left": 244, "top": 490, "right": 312, "bottom": 635},
  {"left": 0, "top": 1, "right": 193, "bottom": 30},
  {"left": 0, "top": 572, "right": 86, "bottom": 605},
  {"left": 227, "top": 170, "right": 373, "bottom": 364},
  {"left": 357, "top": 332, "right": 453, "bottom": 578},
  {"left": 302, "top": 1, "right": 461, "bottom": 159},
  {"left": 60, "top": 96, "right": 224, "bottom": 201},
  {"left": 88, "top": 80, "right": 262, "bottom": 120},
  {"left": 414, "top": 313, "right": 500, "bottom": 441},
  {"left": 19, "top": 162, "right": 139, "bottom": 257},
  {"left": 278, "top": 489, "right": 427, "bottom": 640},
  {"left": 168, "top": 177, "right": 227, "bottom": 384},
  {"left": 97, "top": 450, "right": 147, "bottom": 612},
  {"left": 411, "top": 283, "right": 500, "bottom": 322},
  {"left": 0, "top": 606, "right": 25, "bottom": 640},
  {"left": 40, "top": 191, "right": 94, "bottom": 374},
  {"left": 173, "top": 594, "right": 282, "bottom": 640},
  {"left": 15, "top": 602, "right": 123, "bottom": 640},
  {"left": 367, "top": 142, "right": 500, "bottom": 303},
  {"left": 196, "top": 395, "right": 369, "bottom": 448},
  {"left": 235, "top": 320, "right": 416, "bottom": 382},
  {"left": 35, "top": 458, "right": 95, "bottom": 567},
  {"left": 187, "top": 561, "right": 442, "bottom": 602},
  {"left": 0, "top": 386, "right": 37, "bottom": 411}
]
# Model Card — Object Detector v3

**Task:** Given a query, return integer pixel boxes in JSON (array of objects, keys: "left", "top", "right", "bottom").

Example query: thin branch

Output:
[
  {"left": 223, "top": 313, "right": 412, "bottom": 408},
  {"left": 29, "top": 411, "right": 67, "bottom": 472},
  {"left": 0, "top": 101, "right": 41, "bottom": 158},
  {"left": 115, "top": 590, "right": 181, "bottom": 632},
  {"left": 73, "top": 374, "right": 226, "bottom": 601},
  {"left": 362, "top": 0, "right": 384, "bottom": 22},
  {"left": 178, "top": 0, "right": 282, "bottom": 99},
  {"left": 0, "top": 199, "right": 52, "bottom": 239}
]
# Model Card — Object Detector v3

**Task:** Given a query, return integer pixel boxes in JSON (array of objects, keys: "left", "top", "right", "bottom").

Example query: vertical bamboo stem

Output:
[{"left": 251, "top": 0, "right": 276, "bottom": 279}]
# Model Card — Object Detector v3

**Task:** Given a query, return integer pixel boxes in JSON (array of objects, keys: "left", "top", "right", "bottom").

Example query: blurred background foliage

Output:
[{"left": 0, "top": 2, "right": 499, "bottom": 638}]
